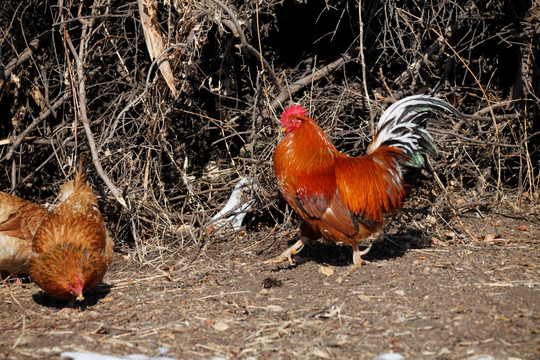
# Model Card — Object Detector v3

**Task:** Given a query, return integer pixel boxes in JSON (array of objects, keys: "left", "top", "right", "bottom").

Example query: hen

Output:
[
  {"left": 29, "top": 160, "right": 113, "bottom": 300},
  {"left": 269, "top": 95, "right": 467, "bottom": 267},
  {"left": 0, "top": 192, "right": 49, "bottom": 276}
]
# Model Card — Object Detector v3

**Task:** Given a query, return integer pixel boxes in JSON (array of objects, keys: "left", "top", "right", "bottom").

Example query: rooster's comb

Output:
[{"left": 281, "top": 104, "right": 308, "bottom": 124}]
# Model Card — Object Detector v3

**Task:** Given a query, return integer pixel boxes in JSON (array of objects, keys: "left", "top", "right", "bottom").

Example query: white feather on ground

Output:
[
  {"left": 372, "top": 353, "right": 404, "bottom": 360},
  {"left": 207, "top": 177, "right": 258, "bottom": 232}
]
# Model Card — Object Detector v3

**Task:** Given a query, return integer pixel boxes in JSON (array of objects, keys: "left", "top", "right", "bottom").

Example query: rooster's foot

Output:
[
  {"left": 352, "top": 242, "right": 373, "bottom": 268},
  {"left": 264, "top": 238, "right": 307, "bottom": 266}
]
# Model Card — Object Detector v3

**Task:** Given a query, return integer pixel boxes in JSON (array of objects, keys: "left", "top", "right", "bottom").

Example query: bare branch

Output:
[
  {"left": 65, "top": 28, "right": 127, "bottom": 208},
  {"left": 358, "top": 0, "right": 374, "bottom": 134}
]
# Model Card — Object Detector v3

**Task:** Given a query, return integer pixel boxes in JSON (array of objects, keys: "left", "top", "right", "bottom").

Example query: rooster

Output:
[
  {"left": 268, "top": 95, "right": 467, "bottom": 267},
  {"left": 29, "top": 159, "right": 113, "bottom": 300},
  {"left": 0, "top": 192, "right": 49, "bottom": 277}
]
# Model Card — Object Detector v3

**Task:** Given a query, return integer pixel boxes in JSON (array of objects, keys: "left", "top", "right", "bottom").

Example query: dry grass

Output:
[{"left": 0, "top": 0, "right": 538, "bottom": 264}]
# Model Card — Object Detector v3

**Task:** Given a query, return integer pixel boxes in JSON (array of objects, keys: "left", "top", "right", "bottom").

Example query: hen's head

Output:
[
  {"left": 281, "top": 105, "right": 308, "bottom": 134},
  {"left": 66, "top": 274, "right": 85, "bottom": 301}
]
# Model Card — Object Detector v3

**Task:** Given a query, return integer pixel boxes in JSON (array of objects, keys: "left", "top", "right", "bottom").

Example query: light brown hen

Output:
[
  {"left": 29, "top": 160, "right": 113, "bottom": 300},
  {"left": 0, "top": 191, "right": 49, "bottom": 276}
]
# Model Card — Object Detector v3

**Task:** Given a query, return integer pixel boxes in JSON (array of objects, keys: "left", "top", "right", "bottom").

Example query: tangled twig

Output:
[
  {"left": 65, "top": 24, "right": 126, "bottom": 208},
  {"left": 209, "top": 0, "right": 283, "bottom": 93}
]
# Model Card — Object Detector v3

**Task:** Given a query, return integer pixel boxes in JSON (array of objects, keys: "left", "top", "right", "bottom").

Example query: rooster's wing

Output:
[
  {"left": 290, "top": 158, "right": 360, "bottom": 237},
  {"left": 335, "top": 147, "right": 406, "bottom": 225}
]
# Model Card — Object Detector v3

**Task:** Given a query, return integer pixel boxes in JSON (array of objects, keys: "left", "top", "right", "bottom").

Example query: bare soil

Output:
[{"left": 1, "top": 210, "right": 539, "bottom": 360}]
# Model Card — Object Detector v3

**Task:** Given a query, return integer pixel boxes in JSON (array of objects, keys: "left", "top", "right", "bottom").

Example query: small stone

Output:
[
  {"left": 212, "top": 319, "right": 229, "bottom": 331},
  {"left": 318, "top": 266, "right": 334, "bottom": 276},
  {"left": 357, "top": 294, "right": 371, "bottom": 302}
]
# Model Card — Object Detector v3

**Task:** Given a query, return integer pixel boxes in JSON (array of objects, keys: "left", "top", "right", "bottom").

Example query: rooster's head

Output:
[{"left": 281, "top": 104, "right": 308, "bottom": 134}]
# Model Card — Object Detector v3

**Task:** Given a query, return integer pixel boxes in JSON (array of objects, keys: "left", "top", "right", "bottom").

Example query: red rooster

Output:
[
  {"left": 29, "top": 160, "right": 113, "bottom": 300},
  {"left": 268, "top": 95, "right": 466, "bottom": 267}
]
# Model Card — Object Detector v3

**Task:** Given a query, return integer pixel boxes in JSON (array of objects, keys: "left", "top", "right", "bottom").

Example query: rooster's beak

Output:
[{"left": 280, "top": 128, "right": 287, "bottom": 133}]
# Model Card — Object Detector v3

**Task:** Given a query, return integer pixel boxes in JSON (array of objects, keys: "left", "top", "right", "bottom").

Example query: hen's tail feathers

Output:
[
  {"left": 58, "top": 157, "right": 89, "bottom": 201},
  {"left": 73, "top": 156, "right": 89, "bottom": 189},
  {"left": 367, "top": 95, "right": 468, "bottom": 168}
]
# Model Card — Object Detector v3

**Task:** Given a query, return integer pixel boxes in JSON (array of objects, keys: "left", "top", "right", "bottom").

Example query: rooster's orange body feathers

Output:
[{"left": 274, "top": 116, "right": 407, "bottom": 241}]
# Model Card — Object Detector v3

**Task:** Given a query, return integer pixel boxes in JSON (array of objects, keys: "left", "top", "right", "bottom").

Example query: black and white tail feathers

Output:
[{"left": 367, "top": 95, "right": 467, "bottom": 168}]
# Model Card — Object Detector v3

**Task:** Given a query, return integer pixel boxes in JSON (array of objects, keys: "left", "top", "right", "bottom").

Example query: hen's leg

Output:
[
  {"left": 13, "top": 274, "right": 24, "bottom": 286},
  {"left": 264, "top": 237, "right": 309, "bottom": 266},
  {"left": 352, "top": 241, "right": 372, "bottom": 268}
]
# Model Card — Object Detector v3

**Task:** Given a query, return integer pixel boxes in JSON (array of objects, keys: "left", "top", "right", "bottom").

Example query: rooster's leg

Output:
[
  {"left": 264, "top": 237, "right": 308, "bottom": 266},
  {"left": 352, "top": 242, "right": 372, "bottom": 268}
]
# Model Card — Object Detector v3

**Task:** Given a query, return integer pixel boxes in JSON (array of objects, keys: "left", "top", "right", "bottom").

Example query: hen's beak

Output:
[{"left": 76, "top": 293, "right": 85, "bottom": 301}]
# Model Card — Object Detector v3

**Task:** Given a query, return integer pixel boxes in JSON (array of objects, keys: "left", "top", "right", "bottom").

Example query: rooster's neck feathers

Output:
[{"left": 276, "top": 116, "right": 337, "bottom": 171}]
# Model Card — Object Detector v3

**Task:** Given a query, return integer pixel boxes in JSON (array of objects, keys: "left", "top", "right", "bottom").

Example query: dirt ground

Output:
[{"left": 1, "top": 208, "right": 538, "bottom": 360}]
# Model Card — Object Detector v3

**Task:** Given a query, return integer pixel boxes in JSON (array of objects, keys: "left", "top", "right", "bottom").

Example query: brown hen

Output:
[
  {"left": 0, "top": 192, "right": 49, "bottom": 276},
  {"left": 29, "top": 160, "right": 113, "bottom": 300}
]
